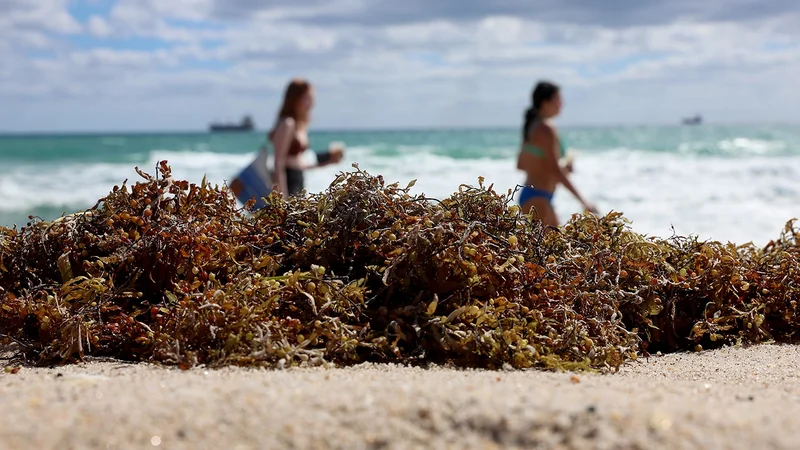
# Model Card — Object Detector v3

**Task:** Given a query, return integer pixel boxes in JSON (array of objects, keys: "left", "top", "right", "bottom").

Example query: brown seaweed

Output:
[{"left": 0, "top": 161, "right": 798, "bottom": 372}]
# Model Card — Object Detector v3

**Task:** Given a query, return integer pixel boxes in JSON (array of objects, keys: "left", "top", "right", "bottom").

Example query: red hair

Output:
[{"left": 269, "top": 78, "right": 312, "bottom": 139}]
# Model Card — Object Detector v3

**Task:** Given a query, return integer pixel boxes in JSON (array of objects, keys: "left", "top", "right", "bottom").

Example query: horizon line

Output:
[{"left": 1, "top": 120, "right": 798, "bottom": 137}]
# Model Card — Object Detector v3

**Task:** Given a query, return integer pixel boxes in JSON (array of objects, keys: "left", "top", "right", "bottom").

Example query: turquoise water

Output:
[
  {"left": 1, "top": 124, "right": 799, "bottom": 244},
  {"left": 2, "top": 124, "right": 797, "bottom": 163}
]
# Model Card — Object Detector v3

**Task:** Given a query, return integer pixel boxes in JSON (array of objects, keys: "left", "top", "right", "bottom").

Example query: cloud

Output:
[
  {"left": 109, "top": 0, "right": 215, "bottom": 25},
  {"left": 87, "top": 15, "right": 112, "bottom": 37},
  {"left": 210, "top": 0, "right": 800, "bottom": 28},
  {"left": 0, "top": 0, "right": 82, "bottom": 34},
  {"left": 0, "top": 0, "right": 799, "bottom": 132},
  {"left": 0, "top": 0, "right": 82, "bottom": 55}
]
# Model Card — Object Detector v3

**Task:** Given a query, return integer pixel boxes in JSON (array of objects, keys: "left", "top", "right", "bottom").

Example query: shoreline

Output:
[{"left": 2, "top": 343, "right": 799, "bottom": 449}]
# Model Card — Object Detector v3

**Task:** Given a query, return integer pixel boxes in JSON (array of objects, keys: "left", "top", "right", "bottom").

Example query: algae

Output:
[{"left": 0, "top": 161, "right": 798, "bottom": 372}]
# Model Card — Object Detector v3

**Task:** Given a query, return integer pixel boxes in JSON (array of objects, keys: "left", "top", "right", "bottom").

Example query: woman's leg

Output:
[
  {"left": 285, "top": 168, "right": 305, "bottom": 196},
  {"left": 548, "top": 206, "right": 560, "bottom": 227},
  {"left": 521, "top": 197, "right": 558, "bottom": 227}
]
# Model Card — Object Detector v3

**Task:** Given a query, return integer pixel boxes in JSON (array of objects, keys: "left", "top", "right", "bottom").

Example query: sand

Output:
[{"left": 1, "top": 344, "right": 799, "bottom": 450}]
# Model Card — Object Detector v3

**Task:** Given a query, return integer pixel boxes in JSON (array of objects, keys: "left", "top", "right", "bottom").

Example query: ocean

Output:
[{"left": 1, "top": 124, "right": 798, "bottom": 246}]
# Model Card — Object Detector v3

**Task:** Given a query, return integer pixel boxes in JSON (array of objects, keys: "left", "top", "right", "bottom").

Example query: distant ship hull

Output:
[
  {"left": 209, "top": 124, "right": 254, "bottom": 132},
  {"left": 682, "top": 115, "right": 703, "bottom": 125},
  {"left": 208, "top": 115, "right": 255, "bottom": 133}
]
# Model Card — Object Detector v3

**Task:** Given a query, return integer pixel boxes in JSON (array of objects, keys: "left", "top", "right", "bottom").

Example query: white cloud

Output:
[
  {"left": 87, "top": 15, "right": 112, "bottom": 38},
  {"left": 245, "top": 0, "right": 365, "bottom": 22},
  {"left": 69, "top": 48, "right": 180, "bottom": 68},
  {"left": 0, "top": 0, "right": 82, "bottom": 34},
  {"left": 4, "top": 29, "right": 53, "bottom": 49},
  {"left": 105, "top": 0, "right": 218, "bottom": 39},
  {"left": 0, "top": 0, "right": 81, "bottom": 56},
  {"left": 381, "top": 20, "right": 470, "bottom": 50},
  {"left": 0, "top": 1, "right": 799, "bottom": 131},
  {"left": 110, "top": 0, "right": 215, "bottom": 23}
]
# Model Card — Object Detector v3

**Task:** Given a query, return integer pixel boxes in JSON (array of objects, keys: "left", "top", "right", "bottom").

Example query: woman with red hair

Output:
[{"left": 230, "top": 79, "right": 344, "bottom": 208}]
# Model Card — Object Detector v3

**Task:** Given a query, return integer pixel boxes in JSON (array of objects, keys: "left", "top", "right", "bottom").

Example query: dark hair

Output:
[{"left": 522, "top": 81, "right": 560, "bottom": 139}]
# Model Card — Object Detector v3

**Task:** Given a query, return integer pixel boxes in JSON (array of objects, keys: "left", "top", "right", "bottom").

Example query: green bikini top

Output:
[
  {"left": 522, "top": 119, "right": 566, "bottom": 158},
  {"left": 522, "top": 140, "right": 566, "bottom": 158}
]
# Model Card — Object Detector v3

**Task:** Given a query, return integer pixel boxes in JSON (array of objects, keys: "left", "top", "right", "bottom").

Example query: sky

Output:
[{"left": 1, "top": 0, "right": 799, "bottom": 132}]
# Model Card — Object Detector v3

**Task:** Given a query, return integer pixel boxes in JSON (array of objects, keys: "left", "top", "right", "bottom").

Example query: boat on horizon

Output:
[
  {"left": 682, "top": 115, "right": 702, "bottom": 126},
  {"left": 209, "top": 115, "right": 255, "bottom": 132}
]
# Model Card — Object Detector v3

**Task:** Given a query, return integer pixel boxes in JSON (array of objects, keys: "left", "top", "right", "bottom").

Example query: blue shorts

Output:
[
  {"left": 235, "top": 163, "right": 272, "bottom": 210},
  {"left": 518, "top": 185, "right": 554, "bottom": 206}
]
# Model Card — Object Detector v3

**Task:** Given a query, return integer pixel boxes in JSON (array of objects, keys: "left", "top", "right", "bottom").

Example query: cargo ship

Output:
[
  {"left": 209, "top": 115, "right": 255, "bottom": 132},
  {"left": 682, "top": 115, "right": 702, "bottom": 125}
]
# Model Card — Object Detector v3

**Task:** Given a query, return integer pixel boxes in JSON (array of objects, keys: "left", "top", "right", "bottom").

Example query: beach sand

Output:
[{"left": 1, "top": 344, "right": 799, "bottom": 450}]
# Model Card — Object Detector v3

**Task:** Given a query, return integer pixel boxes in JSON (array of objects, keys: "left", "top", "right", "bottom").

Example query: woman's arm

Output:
[
  {"left": 542, "top": 125, "right": 596, "bottom": 212},
  {"left": 285, "top": 145, "right": 344, "bottom": 171},
  {"left": 516, "top": 144, "right": 525, "bottom": 171},
  {"left": 295, "top": 151, "right": 331, "bottom": 170},
  {"left": 271, "top": 118, "right": 295, "bottom": 199}
]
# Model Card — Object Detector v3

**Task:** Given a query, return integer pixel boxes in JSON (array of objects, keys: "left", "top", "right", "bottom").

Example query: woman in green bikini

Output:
[{"left": 516, "top": 81, "right": 596, "bottom": 226}]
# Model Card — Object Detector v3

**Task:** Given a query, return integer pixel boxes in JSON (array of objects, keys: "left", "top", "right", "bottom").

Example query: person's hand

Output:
[
  {"left": 561, "top": 151, "right": 575, "bottom": 173},
  {"left": 329, "top": 147, "right": 344, "bottom": 164}
]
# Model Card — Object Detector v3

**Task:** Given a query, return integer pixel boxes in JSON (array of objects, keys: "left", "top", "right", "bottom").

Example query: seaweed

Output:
[{"left": 0, "top": 161, "right": 798, "bottom": 372}]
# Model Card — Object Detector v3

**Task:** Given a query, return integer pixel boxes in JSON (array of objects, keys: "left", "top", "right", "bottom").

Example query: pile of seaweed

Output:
[{"left": 1, "top": 162, "right": 799, "bottom": 371}]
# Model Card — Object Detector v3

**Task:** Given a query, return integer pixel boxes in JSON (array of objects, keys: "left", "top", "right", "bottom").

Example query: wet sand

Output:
[{"left": 2, "top": 344, "right": 799, "bottom": 449}]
